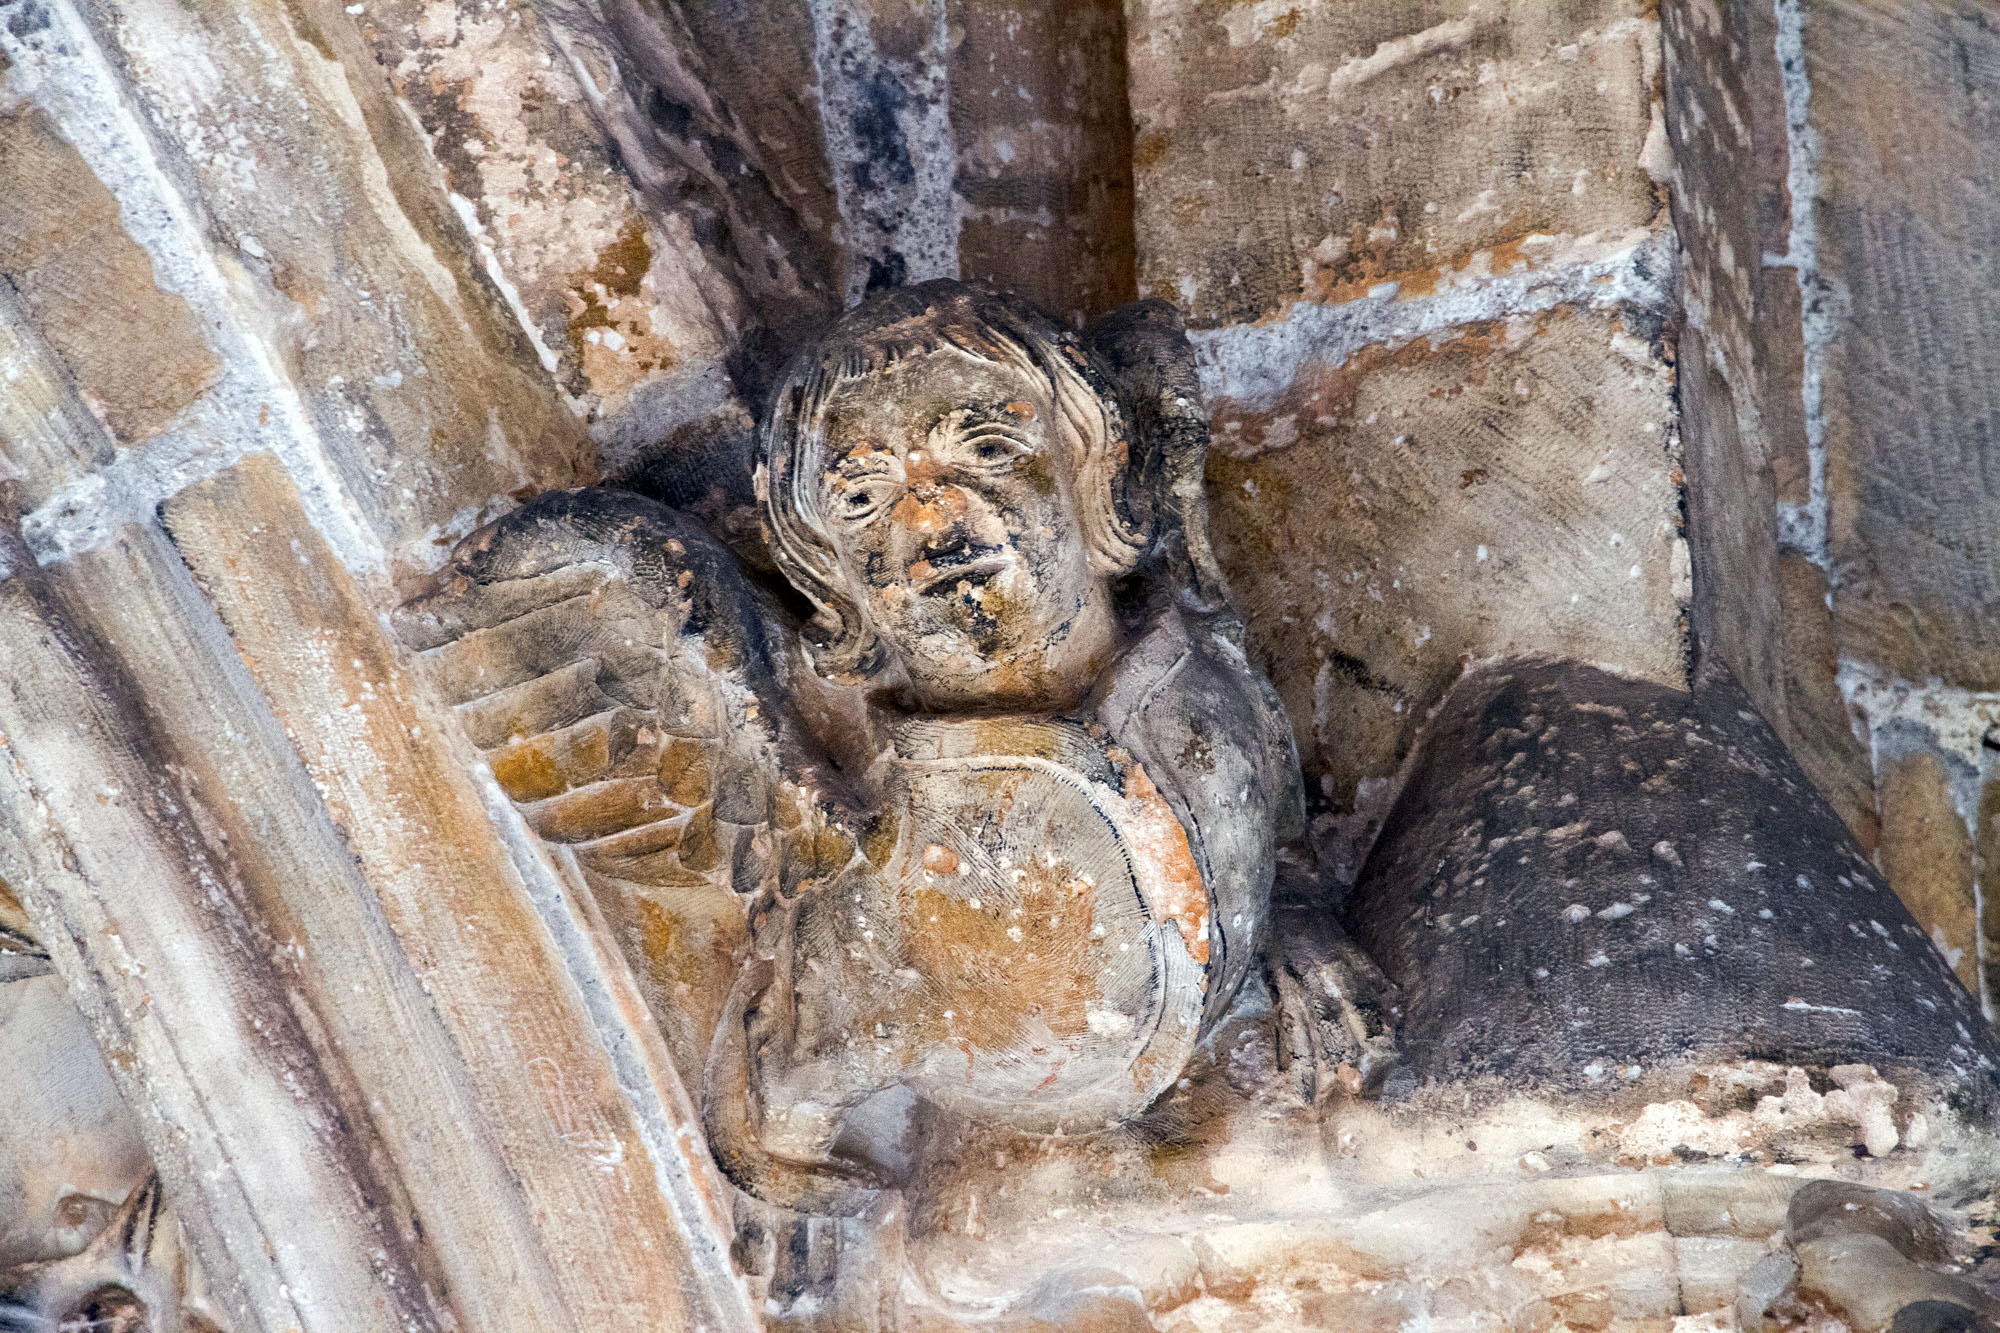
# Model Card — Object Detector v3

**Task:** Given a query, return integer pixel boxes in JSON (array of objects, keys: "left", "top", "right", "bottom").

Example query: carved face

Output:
[{"left": 815, "top": 347, "right": 1119, "bottom": 710}]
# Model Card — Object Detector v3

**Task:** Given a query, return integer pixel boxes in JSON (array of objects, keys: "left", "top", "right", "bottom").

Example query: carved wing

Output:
[{"left": 395, "top": 489, "right": 866, "bottom": 1105}]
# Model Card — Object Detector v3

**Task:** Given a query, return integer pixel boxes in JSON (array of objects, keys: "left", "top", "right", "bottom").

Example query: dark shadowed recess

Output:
[{"left": 563, "top": 2, "right": 1136, "bottom": 514}]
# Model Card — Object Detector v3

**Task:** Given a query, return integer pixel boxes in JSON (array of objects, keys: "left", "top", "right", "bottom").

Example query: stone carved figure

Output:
[
  {"left": 401, "top": 281, "right": 2000, "bottom": 1328},
  {"left": 7, "top": 281, "right": 1995, "bottom": 1330},
  {"left": 0, "top": 931, "right": 228, "bottom": 1332},
  {"left": 397, "top": 282, "right": 1378, "bottom": 1220}
]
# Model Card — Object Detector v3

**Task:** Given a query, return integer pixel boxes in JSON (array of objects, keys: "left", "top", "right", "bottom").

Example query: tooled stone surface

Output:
[
  {"left": 1126, "top": 0, "right": 1665, "bottom": 328},
  {"left": 1348, "top": 657, "right": 2000, "bottom": 1094},
  {"left": 0, "top": 266, "right": 1971, "bottom": 1326}
]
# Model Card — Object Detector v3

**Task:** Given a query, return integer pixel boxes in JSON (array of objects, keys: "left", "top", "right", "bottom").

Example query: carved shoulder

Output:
[{"left": 1094, "top": 611, "right": 1305, "bottom": 1027}]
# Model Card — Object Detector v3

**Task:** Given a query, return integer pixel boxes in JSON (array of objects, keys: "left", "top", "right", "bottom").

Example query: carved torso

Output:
[{"left": 768, "top": 608, "right": 1301, "bottom": 1135}]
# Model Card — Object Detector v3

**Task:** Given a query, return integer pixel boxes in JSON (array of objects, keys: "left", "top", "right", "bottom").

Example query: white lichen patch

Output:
[
  {"left": 384, "top": 3, "right": 747, "bottom": 465},
  {"left": 1617, "top": 1064, "right": 1904, "bottom": 1162}
]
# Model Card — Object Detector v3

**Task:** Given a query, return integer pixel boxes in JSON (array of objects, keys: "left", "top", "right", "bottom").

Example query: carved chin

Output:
[{"left": 871, "top": 551, "right": 1105, "bottom": 704}]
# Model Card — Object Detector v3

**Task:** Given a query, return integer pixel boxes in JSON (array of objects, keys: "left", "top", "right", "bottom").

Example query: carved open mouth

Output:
[{"left": 909, "top": 551, "right": 1011, "bottom": 596}]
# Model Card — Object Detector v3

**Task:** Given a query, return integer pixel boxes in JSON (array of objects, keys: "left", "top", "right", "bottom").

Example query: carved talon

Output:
[
  {"left": 1777, "top": 1182, "right": 2000, "bottom": 1333},
  {"left": 701, "top": 958, "right": 889, "bottom": 1220},
  {"left": 1270, "top": 888, "right": 1404, "bottom": 1107}
]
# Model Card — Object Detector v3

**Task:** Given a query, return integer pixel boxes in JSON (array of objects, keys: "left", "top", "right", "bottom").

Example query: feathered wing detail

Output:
[{"left": 396, "top": 489, "right": 882, "bottom": 1210}]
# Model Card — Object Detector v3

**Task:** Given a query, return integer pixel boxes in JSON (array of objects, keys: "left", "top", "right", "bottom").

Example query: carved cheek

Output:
[
  {"left": 987, "top": 484, "right": 1057, "bottom": 551},
  {"left": 855, "top": 546, "right": 894, "bottom": 591},
  {"left": 1017, "top": 451, "right": 1061, "bottom": 498}
]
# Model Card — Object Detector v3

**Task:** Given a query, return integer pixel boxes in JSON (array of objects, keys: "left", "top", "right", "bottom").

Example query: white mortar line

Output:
[
  {"left": 443, "top": 190, "right": 566, "bottom": 379},
  {"left": 1778, "top": 5, "right": 1991, "bottom": 1019},
  {"left": 807, "top": 0, "right": 960, "bottom": 305},
  {"left": 2, "top": 2, "right": 386, "bottom": 575},
  {"left": 1768, "top": 0, "right": 1840, "bottom": 569},
  {"left": 1188, "top": 229, "right": 1677, "bottom": 411}
]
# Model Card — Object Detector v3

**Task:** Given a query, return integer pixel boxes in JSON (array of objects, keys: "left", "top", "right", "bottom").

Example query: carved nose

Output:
[{"left": 891, "top": 482, "right": 970, "bottom": 543}]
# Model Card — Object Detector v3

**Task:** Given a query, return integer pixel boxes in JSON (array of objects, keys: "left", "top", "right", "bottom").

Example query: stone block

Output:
[
  {"left": 950, "top": 0, "right": 1137, "bottom": 324},
  {"left": 1876, "top": 752, "right": 1979, "bottom": 993},
  {"left": 358, "top": 0, "right": 762, "bottom": 474},
  {"left": 1204, "top": 305, "right": 1685, "bottom": 810},
  {"left": 6, "top": 0, "right": 597, "bottom": 581},
  {"left": 0, "top": 107, "right": 220, "bottom": 445},
  {"left": 1662, "top": 0, "right": 1803, "bottom": 714},
  {"left": 1773, "top": 553, "right": 1878, "bottom": 849},
  {"left": 1662, "top": 0, "right": 1876, "bottom": 849},
  {"left": 1127, "top": 0, "right": 1666, "bottom": 327},
  {"left": 1808, "top": 2, "right": 2000, "bottom": 691}
]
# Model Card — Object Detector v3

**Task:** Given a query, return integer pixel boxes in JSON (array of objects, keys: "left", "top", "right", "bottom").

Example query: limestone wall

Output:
[{"left": 1127, "top": 0, "right": 1689, "bottom": 875}]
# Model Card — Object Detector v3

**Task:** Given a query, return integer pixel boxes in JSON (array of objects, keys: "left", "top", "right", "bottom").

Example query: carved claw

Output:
[
  {"left": 702, "top": 957, "right": 892, "bottom": 1219},
  {"left": 1737, "top": 1181, "right": 2000, "bottom": 1332},
  {"left": 1269, "top": 892, "right": 1404, "bottom": 1107}
]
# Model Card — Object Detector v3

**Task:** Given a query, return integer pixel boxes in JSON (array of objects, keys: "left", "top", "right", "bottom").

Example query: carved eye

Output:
[
  {"left": 960, "top": 429, "right": 1030, "bottom": 470},
  {"left": 832, "top": 476, "right": 898, "bottom": 525}
]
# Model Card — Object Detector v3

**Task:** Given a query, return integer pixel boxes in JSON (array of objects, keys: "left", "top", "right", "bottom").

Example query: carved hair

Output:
[{"left": 758, "top": 281, "right": 1149, "bottom": 682}]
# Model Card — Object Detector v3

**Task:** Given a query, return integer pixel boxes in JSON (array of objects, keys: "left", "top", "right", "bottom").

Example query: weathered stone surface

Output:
[
  {"left": 1205, "top": 305, "right": 1685, "bottom": 813},
  {"left": 163, "top": 454, "right": 748, "bottom": 1329},
  {"left": 569, "top": 0, "right": 1139, "bottom": 341},
  {"left": 0, "top": 974, "right": 152, "bottom": 1271},
  {"left": 1663, "top": 0, "right": 2000, "bottom": 973},
  {"left": 3, "top": 0, "right": 597, "bottom": 586},
  {"left": 592, "top": 0, "right": 846, "bottom": 329},
  {"left": 1127, "top": 0, "right": 1666, "bottom": 327},
  {"left": 1876, "top": 752, "right": 1978, "bottom": 993},
  {"left": 1810, "top": 1, "right": 2000, "bottom": 692},
  {"left": 1772, "top": 551, "right": 1879, "bottom": 848},
  {"left": 1653, "top": 0, "right": 1803, "bottom": 761},
  {"left": 356, "top": 0, "right": 759, "bottom": 474},
  {"left": 0, "top": 107, "right": 220, "bottom": 445},
  {"left": 950, "top": 0, "right": 1137, "bottom": 324},
  {"left": 1347, "top": 658, "right": 1998, "bottom": 1092}
]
